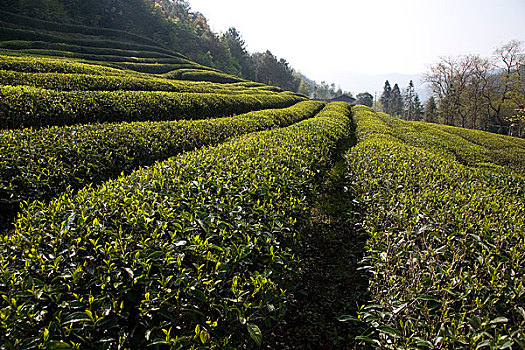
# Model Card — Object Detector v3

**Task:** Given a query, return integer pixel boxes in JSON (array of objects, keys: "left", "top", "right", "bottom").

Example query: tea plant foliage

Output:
[
  {"left": 0, "top": 100, "right": 324, "bottom": 228},
  {"left": 0, "top": 103, "right": 352, "bottom": 349},
  {"left": 347, "top": 106, "right": 525, "bottom": 348}
]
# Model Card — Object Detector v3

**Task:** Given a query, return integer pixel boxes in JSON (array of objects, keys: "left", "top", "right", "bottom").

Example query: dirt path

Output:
[{"left": 265, "top": 156, "right": 371, "bottom": 349}]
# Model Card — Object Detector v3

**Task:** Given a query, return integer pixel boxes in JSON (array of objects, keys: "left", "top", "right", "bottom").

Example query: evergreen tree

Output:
[
  {"left": 413, "top": 94, "right": 423, "bottom": 121},
  {"left": 424, "top": 97, "right": 438, "bottom": 123},
  {"left": 221, "top": 27, "right": 254, "bottom": 79},
  {"left": 403, "top": 80, "right": 416, "bottom": 120},
  {"left": 380, "top": 80, "right": 392, "bottom": 115},
  {"left": 403, "top": 80, "right": 424, "bottom": 121},
  {"left": 390, "top": 83, "right": 403, "bottom": 116}
]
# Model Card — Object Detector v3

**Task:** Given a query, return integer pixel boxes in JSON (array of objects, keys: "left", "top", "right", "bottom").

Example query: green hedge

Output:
[
  {"left": 0, "top": 25, "right": 185, "bottom": 58},
  {"left": 430, "top": 123, "right": 525, "bottom": 175},
  {"left": 0, "top": 100, "right": 325, "bottom": 229},
  {"left": 0, "top": 10, "right": 165, "bottom": 48},
  {"left": 107, "top": 62, "right": 219, "bottom": 75},
  {"left": 346, "top": 106, "right": 525, "bottom": 348},
  {"left": 375, "top": 112, "right": 525, "bottom": 175},
  {"left": 0, "top": 85, "right": 305, "bottom": 129},
  {"left": 0, "top": 54, "right": 130, "bottom": 75},
  {"left": 164, "top": 68, "right": 246, "bottom": 84},
  {"left": 0, "top": 102, "right": 352, "bottom": 349},
  {"left": 0, "top": 70, "right": 274, "bottom": 94},
  {"left": 0, "top": 48, "right": 190, "bottom": 66},
  {"left": 0, "top": 40, "right": 185, "bottom": 62}
]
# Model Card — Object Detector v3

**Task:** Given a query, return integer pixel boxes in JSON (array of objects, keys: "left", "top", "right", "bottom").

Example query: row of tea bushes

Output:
[
  {"left": 346, "top": 106, "right": 525, "bottom": 348},
  {"left": 0, "top": 10, "right": 164, "bottom": 48},
  {"left": 0, "top": 85, "right": 304, "bottom": 129},
  {"left": 429, "top": 123, "right": 525, "bottom": 175},
  {"left": 0, "top": 70, "right": 267, "bottom": 94},
  {"left": 0, "top": 54, "right": 131, "bottom": 76},
  {"left": 0, "top": 100, "right": 325, "bottom": 229},
  {"left": 0, "top": 102, "right": 352, "bottom": 349},
  {"left": 0, "top": 25, "right": 182, "bottom": 58},
  {"left": 163, "top": 68, "right": 246, "bottom": 84},
  {"left": 0, "top": 49, "right": 198, "bottom": 74},
  {"left": 0, "top": 40, "right": 183, "bottom": 61},
  {"left": 376, "top": 113, "right": 525, "bottom": 175}
]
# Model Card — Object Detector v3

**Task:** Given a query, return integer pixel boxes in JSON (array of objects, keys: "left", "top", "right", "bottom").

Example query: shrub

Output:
[
  {"left": 346, "top": 107, "right": 525, "bottom": 348},
  {"left": 0, "top": 85, "right": 305, "bottom": 129},
  {"left": 0, "top": 103, "right": 352, "bottom": 349},
  {"left": 0, "top": 70, "right": 274, "bottom": 94},
  {"left": 0, "top": 100, "right": 325, "bottom": 228}
]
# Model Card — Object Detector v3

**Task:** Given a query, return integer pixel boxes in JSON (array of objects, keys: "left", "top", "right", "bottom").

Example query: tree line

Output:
[
  {"left": 423, "top": 40, "right": 525, "bottom": 137},
  {"left": 379, "top": 80, "right": 424, "bottom": 121}
]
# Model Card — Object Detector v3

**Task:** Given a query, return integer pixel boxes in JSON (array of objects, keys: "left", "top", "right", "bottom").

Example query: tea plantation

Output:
[
  {"left": 0, "top": 11, "right": 524, "bottom": 349},
  {"left": 345, "top": 106, "right": 525, "bottom": 349}
]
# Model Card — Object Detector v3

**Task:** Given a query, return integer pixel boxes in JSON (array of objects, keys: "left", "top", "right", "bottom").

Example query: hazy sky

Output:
[{"left": 189, "top": 0, "right": 525, "bottom": 92}]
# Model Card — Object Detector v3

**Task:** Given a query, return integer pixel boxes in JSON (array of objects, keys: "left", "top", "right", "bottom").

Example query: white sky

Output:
[{"left": 189, "top": 0, "right": 525, "bottom": 92}]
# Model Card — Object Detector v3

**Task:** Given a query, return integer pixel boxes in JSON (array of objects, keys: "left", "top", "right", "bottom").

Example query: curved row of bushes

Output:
[
  {"left": 0, "top": 48, "right": 196, "bottom": 71},
  {"left": 0, "top": 40, "right": 183, "bottom": 62},
  {"left": 0, "top": 52, "right": 220, "bottom": 78},
  {"left": 163, "top": 68, "right": 246, "bottom": 84},
  {"left": 0, "top": 70, "right": 271, "bottom": 94},
  {"left": 0, "top": 54, "right": 132, "bottom": 75},
  {"left": 0, "top": 102, "right": 352, "bottom": 349},
  {"left": 346, "top": 106, "right": 525, "bottom": 348},
  {"left": 0, "top": 85, "right": 304, "bottom": 129},
  {"left": 0, "top": 10, "right": 165, "bottom": 48},
  {"left": 0, "top": 100, "right": 325, "bottom": 229},
  {"left": 0, "top": 25, "right": 182, "bottom": 58},
  {"left": 376, "top": 112, "right": 525, "bottom": 175}
]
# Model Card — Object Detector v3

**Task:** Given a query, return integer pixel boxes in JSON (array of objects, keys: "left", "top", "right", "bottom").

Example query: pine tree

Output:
[
  {"left": 390, "top": 83, "right": 403, "bottom": 117},
  {"left": 380, "top": 80, "right": 392, "bottom": 115},
  {"left": 424, "top": 97, "right": 438, "bottom": 123},
  {"left": 413, "top": 94, "right": 423, "bottom": 121},
  {"left": 403, "top": 80, "right": 416, "bottom": 120}
]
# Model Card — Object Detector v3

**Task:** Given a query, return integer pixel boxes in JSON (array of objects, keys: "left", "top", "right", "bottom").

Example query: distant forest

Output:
[{"left": 0, "top": 0, "right": 350, "bottom": 99}]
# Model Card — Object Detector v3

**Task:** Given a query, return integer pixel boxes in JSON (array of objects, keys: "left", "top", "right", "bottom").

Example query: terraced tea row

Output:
[
  {"left": 0, "top": 41, "right": 185, "bottom": 62},
  {"left": 0, "top": 25, "right": 181, "bottom": 58},
  {"left": 0, "top": 10, "right": 166, "bottom": 49},
  {"left": 346, "top": 106, "right": 525, "bottom": 348},
  {"left": 376, "top": 112, "right": 525, "bottom": 175},
  {"left": 0, "top": 69, "right": 276, "bottom": 93},
  {"left": 0, "top": 100, "right": 325, "bottom": 229},
  {"left": 0, "top": 85, "right": 303, "bottom": 129},
  {"left": 0, "top": 102, "right": 352, "bottom": 349},
  {"left": 0, "top": 12, "right": 245, "bottom": 81}
]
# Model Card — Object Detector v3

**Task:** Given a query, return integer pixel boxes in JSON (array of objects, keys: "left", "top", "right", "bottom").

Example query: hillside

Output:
[{"left": 0, "top": 3, "right": 524, "bottom": 350}]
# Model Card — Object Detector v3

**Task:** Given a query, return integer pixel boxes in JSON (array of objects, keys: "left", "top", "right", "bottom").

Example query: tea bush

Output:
[
  {"left": 0, "top": 100, "right": 325, "bottom": 228},
  {"left": 164, "top": 68, "right": 246, "bottom": 84},
  {"left": 0, "top": 70, "right": 271, "bottom": 94},
  {"left": 0, "top": 55, "right": 130, "bottom": 75},
  {"left": 376, "top": 113, "right": 525, "bottom": 175},
  {"left": 1, "top": 49, "right": 196, "bottom": 73},
  {"left": 0, "top": 10, "right": 163, "bottom": 48},
  {"left": 0, "top": 26, "right": 181, "bottom": 57},
  {"left": 346, "top": 107, "right": 525, "bottom": 348},
  {"left": 0, "top": 40, "right": 182, "bottom": 61},
  {"left": 0, "top": 102, "right": 352, "bottom": 349},
  {"left": 0, "top": 85, "right": 304, "bottom": 129}
]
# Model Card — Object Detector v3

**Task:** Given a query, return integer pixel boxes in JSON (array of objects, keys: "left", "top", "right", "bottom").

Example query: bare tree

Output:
[
  {"left": 423, "top": 41, "right": 525, "bottom": 135},
  {"left": 424, "top": 55, "right": 478, "bottom": 127}
]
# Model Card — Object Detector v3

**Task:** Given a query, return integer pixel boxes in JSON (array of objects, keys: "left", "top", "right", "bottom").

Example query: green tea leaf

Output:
[{"left": 247, "top": 323, "right": 262, "bottom": 346}]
